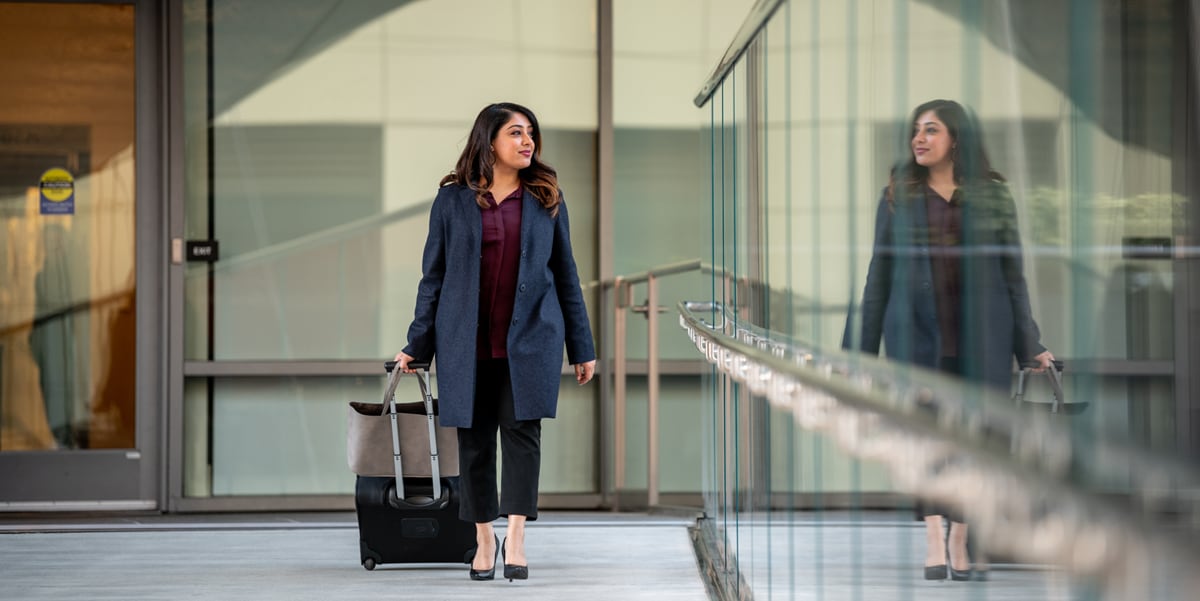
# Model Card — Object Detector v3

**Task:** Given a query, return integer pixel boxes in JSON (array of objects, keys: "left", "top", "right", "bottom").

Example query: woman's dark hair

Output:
[
  {"left": 441, "top": 102, "right": 561, "bottom": 217},
  {"left": 887, "top": 99, "right": 1003, "bottom": 204}
]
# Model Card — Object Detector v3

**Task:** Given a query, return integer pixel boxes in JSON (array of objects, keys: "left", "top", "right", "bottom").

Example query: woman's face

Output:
[
  {"left": 491, "top": 113, "right": 535, "bottom": 173},
  {"left": 911, "top": 110, "right": 954, "bottom": 170}
]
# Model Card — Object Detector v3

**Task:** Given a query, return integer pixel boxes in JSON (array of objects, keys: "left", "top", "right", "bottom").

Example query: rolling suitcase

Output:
[{"left": 350, "top": 361, "right": 477, "bottom": 570}]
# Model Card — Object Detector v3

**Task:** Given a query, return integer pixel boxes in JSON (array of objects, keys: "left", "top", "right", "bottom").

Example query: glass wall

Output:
[
  {"left": 176, "top": 0, "right": 798, "bottom": 506},
  {"left": 0, "top": 3, "right": 137, "bottom": 452},
  {"left": 181, "top": 0, "right": 598, "bottom": 498},
  {"left": 611, "top": 0, "right": 757, "bottom": 496},
  {"left": 699, "top": 0, "right": 1192, "bottom": 597}
]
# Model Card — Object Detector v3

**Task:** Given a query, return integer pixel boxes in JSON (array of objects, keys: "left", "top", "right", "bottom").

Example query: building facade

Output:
[{"left": 1, "top": 0, "right": 1196, "bottom": 514}]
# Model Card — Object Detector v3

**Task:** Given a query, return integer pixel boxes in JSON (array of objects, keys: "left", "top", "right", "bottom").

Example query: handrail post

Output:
[
  {"left": 613, "top": 278, "right": 629, "bottom": 506},
  {"left": 598, "top": 281, "right": 614, "bottom": 508},
  {"left": 647, "top": 274, "right": 660, "bottom": 508}
]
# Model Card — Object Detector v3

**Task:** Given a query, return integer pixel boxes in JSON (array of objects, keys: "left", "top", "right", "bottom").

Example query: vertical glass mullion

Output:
[
  {"left": 760, "top": 30, "right": 772, "bottom": 600},
  {"left": 784, "top": 4, "right": 797, "bottom": 599},
  {"left": 892, "top": 2, "right": 914, "bottom": 595},
  {"left": 809, "top": 1, "right": 825, "bottom": 597},
  {"left": 1068, "top": 0, "right": 1099, "bottom": 453},
  {"left": 844, "top": 3, "right": 863, "bottom": 597}
]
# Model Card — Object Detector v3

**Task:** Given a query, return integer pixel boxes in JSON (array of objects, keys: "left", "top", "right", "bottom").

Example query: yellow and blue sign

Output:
[{"left": 39, "top": 167, "right": 75, "bottom": 215}]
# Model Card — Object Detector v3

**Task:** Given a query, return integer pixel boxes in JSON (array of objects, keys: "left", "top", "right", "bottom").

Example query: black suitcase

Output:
[{"left": 353, "top": 361, "right": 477, "bottom": 570}]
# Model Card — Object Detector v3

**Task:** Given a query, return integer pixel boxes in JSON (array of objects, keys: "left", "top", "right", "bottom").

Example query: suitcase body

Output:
[
  {"left": 354, "top": 475, "right": 477, "bottom": 568},
  {"left": 352, "top": 362, "right": 477, "bottom": 570}
]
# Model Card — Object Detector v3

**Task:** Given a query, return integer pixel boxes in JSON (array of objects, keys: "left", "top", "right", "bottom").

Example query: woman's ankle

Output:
[
  {"left": 923, "top": 516, "right": 946, "bottom": 566},
  {"left": 475, "top": 523, "right": 495, "bottom": 544},
  {"left": 947, "top": 522, "right": 970, "bottom": 570}
]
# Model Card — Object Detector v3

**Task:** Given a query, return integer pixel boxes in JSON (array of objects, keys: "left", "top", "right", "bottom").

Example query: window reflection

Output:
[{"left": 0, "top": 4, "right": 136, "bottom": 451}]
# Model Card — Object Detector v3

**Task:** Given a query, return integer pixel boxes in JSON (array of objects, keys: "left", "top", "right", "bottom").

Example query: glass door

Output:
[{"left": 0, "top": 1, "right": 162, "bottom": 509}]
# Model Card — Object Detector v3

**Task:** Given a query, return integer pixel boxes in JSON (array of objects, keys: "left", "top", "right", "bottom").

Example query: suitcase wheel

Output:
[{"left": 363, "top": 558, "right": 376, "bottom": 571}]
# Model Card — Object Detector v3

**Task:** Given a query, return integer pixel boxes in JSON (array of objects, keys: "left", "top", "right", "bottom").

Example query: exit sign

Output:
[{"left": 186, "top": 240, "right": 219, "bottom": 262}]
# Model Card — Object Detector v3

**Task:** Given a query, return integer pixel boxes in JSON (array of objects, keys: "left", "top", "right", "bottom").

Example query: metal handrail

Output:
[
  {"left": 588, "top": 258, "right": 850, "bottom": 508},
  {"left": 591, "top": 259, "right": 718, "bottom": 507},
  {"left": 600, "top": 260, "right": 707, "bottom": 507},
  {"left": 692, "top": 0, "right": 787, "bottom": 107},
  {"left": 679, "top": 299, "right": 1200, "bottom": 598},
  {"left": 587, "top": 259, "right": 723, "bottom": 508}
]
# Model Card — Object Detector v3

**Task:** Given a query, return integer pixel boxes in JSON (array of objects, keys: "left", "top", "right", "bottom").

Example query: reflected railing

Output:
[{"left": 679, "top": 299, "right": 1200, "bottom": 598}]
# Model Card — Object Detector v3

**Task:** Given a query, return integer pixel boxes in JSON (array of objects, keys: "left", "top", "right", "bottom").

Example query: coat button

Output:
[
  {"left": 519, "top": 284, "right": 526, "bottom": 292},
  {"left": 521, "top": 250, "right": 527, "bottom": 258},
  {"left": 512, "top": 318, "right": 518, "bottom": 325},
  {"left": 921, "top": 281, "right": 931, "bottom": 290}
]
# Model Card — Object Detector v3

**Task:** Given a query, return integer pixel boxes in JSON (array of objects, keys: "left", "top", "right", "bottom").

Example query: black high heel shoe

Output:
[
  {"left": 949, "top": 545, "right": 971, "bottom": 581},
  {"left": 501, "top": 536, "right": 528, "bottom": 581},
  {"left": 469, "top": 534, "right": 499, "bottom": 581}
]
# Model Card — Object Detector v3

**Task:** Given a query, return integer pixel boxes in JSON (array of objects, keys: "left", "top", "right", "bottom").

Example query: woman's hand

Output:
[
  {"left": 574, "top": 360, "right": 596, "bottom": 385},
  {"left": 394, "top": 351, "right": 418, "bottom": 374},
  {"left": 1031, "top": 350, "right": 1055, "bottom": 372}
]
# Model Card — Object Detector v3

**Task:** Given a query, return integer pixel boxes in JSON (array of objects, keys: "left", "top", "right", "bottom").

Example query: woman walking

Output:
[{"left": 395, "top": 102, "right": 596, "bottom": 582}]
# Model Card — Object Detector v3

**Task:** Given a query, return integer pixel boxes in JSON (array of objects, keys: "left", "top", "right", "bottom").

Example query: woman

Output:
[
  {"left": 849, "top": 99, "right": 1054, "bottom": 581},
  {"left": 395, "top": 102, "right": 596, "bottom": 582}
]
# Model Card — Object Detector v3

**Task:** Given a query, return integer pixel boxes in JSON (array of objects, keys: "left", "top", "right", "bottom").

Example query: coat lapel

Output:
[
  {"left": 519, "top": 189, "right": 541, "bottom": 254},
  {"left": 461, "top": 186, "right": 482, "bottom": 256}
]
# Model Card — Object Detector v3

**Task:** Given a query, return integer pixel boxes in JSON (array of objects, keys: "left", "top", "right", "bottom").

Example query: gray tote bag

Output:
[{"left": 346, "top": 365, "right": 459, "bottom": 478}]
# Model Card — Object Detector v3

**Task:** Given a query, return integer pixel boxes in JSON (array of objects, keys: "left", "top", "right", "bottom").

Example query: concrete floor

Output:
[
  {"left": 0, "top": 511, "right": 1092, "bottom": 601},
  {"left": 0, "top": 512, "right": 707, "bottom": 601}
]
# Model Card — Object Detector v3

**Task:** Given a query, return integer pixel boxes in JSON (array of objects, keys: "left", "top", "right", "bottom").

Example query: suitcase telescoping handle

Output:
[
  {"left": 1014, "top": 359, "right": 1066, "bottom": 413},
  {"left": 382, "top": 360, "right": 441, "bottom": 503}
]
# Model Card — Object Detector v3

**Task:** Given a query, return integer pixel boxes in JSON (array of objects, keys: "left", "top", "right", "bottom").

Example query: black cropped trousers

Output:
[
  {"left": 457, "top": 358, "right": 541, "bottom": 523},
  {"left": 915, "top": 356, "right": 965, "bottom": 523}
]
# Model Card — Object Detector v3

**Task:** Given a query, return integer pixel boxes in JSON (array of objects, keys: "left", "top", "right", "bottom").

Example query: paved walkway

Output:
[
  {"left": 0, "top": 510, "right": 1091, "bottom": 600},
  {"left": 0, "top": 512, "right": 708, "bottom": 601}
]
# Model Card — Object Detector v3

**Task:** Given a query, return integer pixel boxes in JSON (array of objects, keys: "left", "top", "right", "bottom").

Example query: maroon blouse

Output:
[
  {"left": 925, "top": 185, "right": 963, "bottom": 358},
  {"left": 477, "top": 186, "right": 524, "bottom": 359}
]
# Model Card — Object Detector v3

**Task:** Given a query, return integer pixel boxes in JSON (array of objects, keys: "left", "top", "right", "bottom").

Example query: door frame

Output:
[{"left": 0, "top": 0, "right": 166, "bottom": 511}]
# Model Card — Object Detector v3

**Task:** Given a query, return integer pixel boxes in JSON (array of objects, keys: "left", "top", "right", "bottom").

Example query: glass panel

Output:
[
  {"left": 185, "top": 374, "right": 592, "bottom": 497},
  {"left": 697, "top": 0, "right": 1188, "bottom": 599},
  {"left": 181, "top": 0, "right": 599, "bottom": 495},
  {"left": 612, "top": 0, "right": 757, "bottom": 501},
  {"left": 0, "top": 3, "right": 136, "bottom": 451},
  {"left": 184, "top": 0, "right": 597, "bottom": 361},
  {"left": 204, "top": 376, "right": 366, "bottom": 495}
]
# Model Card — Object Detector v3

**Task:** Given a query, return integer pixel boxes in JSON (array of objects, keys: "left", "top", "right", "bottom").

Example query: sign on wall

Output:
[{"left": 39, "top": 167, "right": 75, "bottom": 215}]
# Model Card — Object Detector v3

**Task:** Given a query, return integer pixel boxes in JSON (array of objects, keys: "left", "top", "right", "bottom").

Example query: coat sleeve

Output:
[
  {"left": 402, "top": 189, "right": 448, "bottom": 361},
  {"left": 993, "top": 183, "right": 1046, "bottom": 363},
  {"left": 849, "top": 192, "right": 894, "bottom": 355},
  {"left": 550, "top": 194, "right": 596, "bottom": 364}
]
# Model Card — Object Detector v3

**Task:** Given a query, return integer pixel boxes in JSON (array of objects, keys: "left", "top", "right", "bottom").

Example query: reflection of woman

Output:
[
  {"left": 1, "top": 189, "right": 56, "bottom": 451},
  {"left": 395, "top": 102, "right": 596, "bottom": 582},
  {"left": 850, "top": 99, "right": 1053, "bottom": 581}
]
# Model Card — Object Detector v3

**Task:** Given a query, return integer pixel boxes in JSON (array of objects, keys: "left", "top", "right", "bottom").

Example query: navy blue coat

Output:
[
  {"left": 851, "top": 180, "right": 1045, "bottom": 391},
  {"left": 403, "top": 183, "right": 596, "bottom": 427}
]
